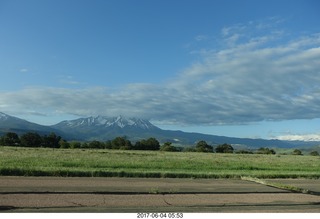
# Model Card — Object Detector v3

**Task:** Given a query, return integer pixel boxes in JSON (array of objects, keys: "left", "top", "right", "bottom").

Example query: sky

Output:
[{"left": 1, "top": 0, "right": 320, "bottom": 141}]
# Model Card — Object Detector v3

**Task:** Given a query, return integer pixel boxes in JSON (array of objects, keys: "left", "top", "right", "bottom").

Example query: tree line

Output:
[
  {"left": 1, "top": 131, "right": 319, "bottom": 155},
  {"left": 0, "top": 131, "right": 227, "bottom": 152}
]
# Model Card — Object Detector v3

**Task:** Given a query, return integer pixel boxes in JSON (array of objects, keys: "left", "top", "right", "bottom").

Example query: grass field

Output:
[{"left": 0, "top": 146, "right": 319, "bottom": 178}]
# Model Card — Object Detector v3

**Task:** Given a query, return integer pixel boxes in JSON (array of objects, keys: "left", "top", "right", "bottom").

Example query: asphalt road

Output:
[{"left": 0, "top": 177, "right": 319, "bottom": 213}]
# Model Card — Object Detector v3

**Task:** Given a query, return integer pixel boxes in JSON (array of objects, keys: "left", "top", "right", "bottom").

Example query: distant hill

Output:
[
  {"left": 1, "top": 112, "right": 319, "bottom": 148},
  {"left": 0, "top": 112, "right": 62, "bottom": 136}
]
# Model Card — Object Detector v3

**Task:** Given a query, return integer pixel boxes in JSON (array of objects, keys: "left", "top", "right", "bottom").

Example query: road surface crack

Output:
[{"left": 162, "top": 194, "right": 172, "bottom": 206}]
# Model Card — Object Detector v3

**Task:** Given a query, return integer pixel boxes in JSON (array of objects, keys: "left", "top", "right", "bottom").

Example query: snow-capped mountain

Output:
[
  {"left": 51, "top": 115, "right": 161, "bottom": 141},
  {"left": 54, "top": 115, "right": 159, "bottom": 130}
]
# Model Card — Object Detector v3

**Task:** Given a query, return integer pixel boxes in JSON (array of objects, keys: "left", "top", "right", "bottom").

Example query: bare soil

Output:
[{"left": 0, "top": 177, "right": 319, "bottom": 212}]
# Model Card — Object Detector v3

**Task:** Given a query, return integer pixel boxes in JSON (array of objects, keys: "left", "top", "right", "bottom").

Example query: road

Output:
[{"left": 0, "top": 177, "right": 319, "bottom": 212}]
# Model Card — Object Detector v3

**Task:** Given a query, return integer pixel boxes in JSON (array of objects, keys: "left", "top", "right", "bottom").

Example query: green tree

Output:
[
  {"left": 160, "top": 142, "right": 177, "bottom": 152},
  {"left": 195, "top": 140, "right": 213, "bottom": 153},
  {"left": 59, "top": 139, "right": 70, "bottom": 149},
  {"left": 145, "top": 137, "right": 160, "bottom": 150},
  {"left": 89, "top": 140, "right": 104, "bottom": 149},
  {"left": 81, "top": 142, "right": 89, "bottom": 149},
  {"left": 215, "top": 143, "right": 234, "bottom": 153},
  {"left": 111, "top": 137, "right": 132, "bottom": 149},
  {"left": 2, "top": 132, "right": 20, "bottom": 146},
  {"left": 70, "top": 141, "right": 81, "bottom": 149},
  {"left": 105, "top": 140, "right": 112, "bottom": 149},
  {"left": 42, "top": 132, "right": 61, "bottom": 148},
  {"left": 310, "top": 151, "right": 319, "bottom": 156},
  {"left": 20, "top": 132, "right": 42, "bottom": 147},
  {"left": 134, "top": 137, "right": 160, "bottom": 150},
  {"left": 292, "top": 149, "right": 303, "bottom": 155}
]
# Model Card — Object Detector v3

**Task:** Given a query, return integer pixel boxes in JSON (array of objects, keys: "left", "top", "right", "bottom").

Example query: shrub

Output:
[
  {"left": 236, "top": 150, "right": 253, "bottom": 154},
  {"left": 88, "top": 140, "right": 105, "bottom": 149},
  {"left": 70, "top": 141, "right": 82, "bottom": 149},
  {"left": 292, "top": 149, "right": 303, "bottom": 156},
  {"left": 81, "top": 142, "right": 89, "bottom": 148},
  {"left": 59, "top": 140, "right": 70, "bottom": 149},
  {"left": 309, "top": 151, "right": 319, "bottom": 156},
  {"left": 183, "top": 147, "right": 196, "bottom": 152},
  {"left": 195, "top": 140, "right": 213, "bottom": 153},
  {"left": 215, "top": 143, "right": 234, "bottom": 153},
  {"left": 160, "top": 142, "right": 178, "bottom": 152},
  {"left": 256, "top": 147, "right": 276, "bottom": 155},
  {"left": 134, "top": 138, "right": 160, "bottom": 150},
  {"left": 111, "top": 137, "right": 132, "bottom": 149}
]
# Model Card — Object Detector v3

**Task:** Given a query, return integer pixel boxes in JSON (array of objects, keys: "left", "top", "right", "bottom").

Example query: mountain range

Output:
[
  {"left": 1, "top": 112, "right": 319, "bottom": 149},
  {"left": 0, "top": 112, "right": 60, "bottom": 136}
]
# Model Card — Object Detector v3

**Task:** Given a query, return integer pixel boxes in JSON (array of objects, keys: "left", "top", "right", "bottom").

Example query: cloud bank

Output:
[
  {"left": 277, "top": 133, "right": 320, "bottom": 142},
  {"left": 1, "top": 20, "right": 320, "bottom": 125}
]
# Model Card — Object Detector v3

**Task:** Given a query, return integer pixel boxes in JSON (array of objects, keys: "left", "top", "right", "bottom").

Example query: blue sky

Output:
[{"left": 1, "top": 0, "right": 320, "bottom": 140}]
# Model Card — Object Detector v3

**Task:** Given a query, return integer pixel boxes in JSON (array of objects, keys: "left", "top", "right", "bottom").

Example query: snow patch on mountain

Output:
[
  {"left": 0, "top": 112, "right": 9, "bottom": 120},
  {"left": 59, "top": 115, "right": 158, "bottom": 130}
]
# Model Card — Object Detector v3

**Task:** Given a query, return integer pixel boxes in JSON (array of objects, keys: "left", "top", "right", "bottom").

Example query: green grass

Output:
[{"left": 0, "top": 146, "right": 319, "bottom": 178}]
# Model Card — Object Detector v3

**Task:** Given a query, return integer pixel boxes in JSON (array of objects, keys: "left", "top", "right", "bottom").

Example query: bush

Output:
[
  {"left": 256, "top": 147, "right": 276, "bottom": 155},
  {"left": 160, "top": 142, "right": 178, "bottom": 152},
  {"left": 183, "top": 147, "right": 196, "bottom": 152},
  {"left": 215, "top": 143, "right": 234, "bottom": 153},
  {"left": 236, "top": 150, "right": 253, "bottom": 154},
  {"left": 88, "top": 140, "right": 105, "bottom": 149},
  {"left": 70, "top": 141, "right": 82, "bottom": 149},
  {"left": 195, "top": 141, "right": 213, "bottom": 153},
  {"left": 310, "top": 151, "right": 319, "bottom": 156},
  {"left": 292, "top": 149, "right": 303, "bottom": 156},
  {"left": 134, "top": 138, "right": 160, "bottom": 150},
  {"left": 81, "top": 142, "right": 89, "bottom": 148},
  {"left": 111, "top": 137, "right": 132, "bottom": 149},
  {"left": 59, "top": 140, "right": 70, "bottom": 149}
]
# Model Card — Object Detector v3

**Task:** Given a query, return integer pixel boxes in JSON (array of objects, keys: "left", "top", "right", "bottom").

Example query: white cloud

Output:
[
  {"left": 1, "top": 20, "right": 320, "bottom": 126},
  {"left": 19, "top": 68, "right": 28, "bottom": 73},
  {"left": 276, "top": 134, "right": 320, "bottom": 141}
]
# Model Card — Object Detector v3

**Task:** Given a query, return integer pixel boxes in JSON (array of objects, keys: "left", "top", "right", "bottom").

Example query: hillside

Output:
[{"left": 0, "top": 112, "right": 60, "bottom": 136}]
